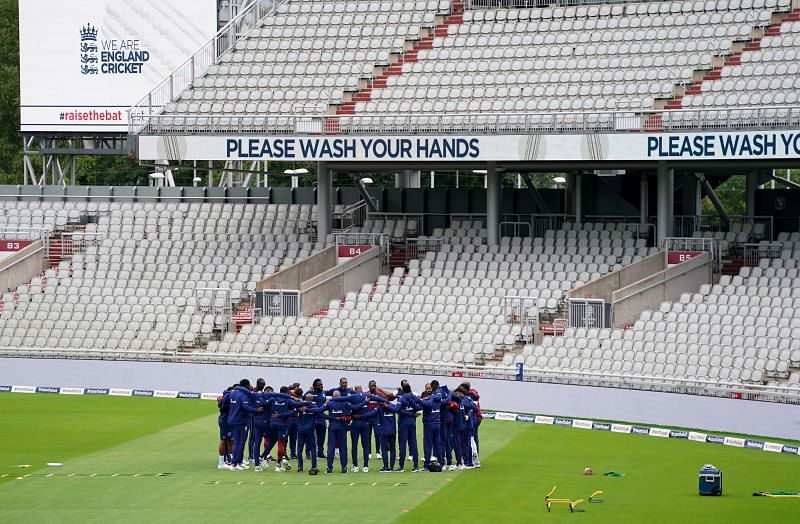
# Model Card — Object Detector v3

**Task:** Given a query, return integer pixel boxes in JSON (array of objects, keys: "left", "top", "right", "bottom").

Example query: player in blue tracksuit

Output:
[
  {"left": 325, "top": 377, "right": 355, "bottom": 398},
  {"left": 264, "top": 386, "right": 313, "bottom": 471},
  {"left": 450, "top": 387, "right": 474, "bottom": 469},
  {"left": 233, "top": 387, "right": 295, "bottom": 471},
  {"left": 247, "top": 378, "right": 265, "bottom": 463},
  {"left": 456, "top": 387, "right": 476, "bottom": 468},
  {"left": 396, "top": 384, "right": 421, "bottom": 472},
  {"left": 217, "top": 386, "right": 234, "bottom": 469},
  {"left": 305, "top": 379, "right": 328, "bottom": 459},
  {"left": 322, "top": 391, "right": 366, "bottom": 473},
  {"left": 415, "top": 385, "right": 444, "bottom": 469},
  {"left": 226, "top": 379, "right": 262, "bottom": 469},
  {"left": 367, "top": 380, "right": 395, "bottom": 458},
  {"left": 250, "top": 390, "right": 273, "bottom": 472},
  {"left": 296, "top": 393, "right": 333, "bottom": 474},
  {"left": 436, "top": 383, "right": 455, "bottom": 468},
  {"left": 287, "top": 386, "right": 303, "bottom": 459},
  {"left": 362, "top": 394, "right": 403, "bottom": 472},
  {"left": 349, "top": 387, "right": 373, "bottom": 472}
]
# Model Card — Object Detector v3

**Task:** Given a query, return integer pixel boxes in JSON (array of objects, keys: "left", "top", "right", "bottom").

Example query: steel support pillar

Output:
[
  {"left": 574, "top": 173, "right": 584, "bottom": 224},
  {"left": 656, "top": 162, "right": 674, "bottom": 244},
  {"left": 640, "top": 173, "right": 649, "bottom": 224},
  {"left": 317, "top": 161, "right": 332, "bottom": 242},
  {"left": 486, "top": 162, "right": 500, "bottom": 246}
]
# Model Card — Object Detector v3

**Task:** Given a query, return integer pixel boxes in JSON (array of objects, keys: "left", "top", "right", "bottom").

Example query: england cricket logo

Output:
[{"left": 80, "top": 23, "right": 99, "bottom": 75}]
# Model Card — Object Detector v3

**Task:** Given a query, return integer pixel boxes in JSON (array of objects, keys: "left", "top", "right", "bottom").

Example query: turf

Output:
[
  {"left": 1, "top": 394, "right": 799, "bottom": 523},
  {"left": 404, "top": 423, "right": 800, "bottom": 523}
]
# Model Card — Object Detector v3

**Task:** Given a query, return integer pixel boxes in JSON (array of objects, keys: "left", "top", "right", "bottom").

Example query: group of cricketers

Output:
[{"left": 216, "top": 376, "right": 483, "bottom": 474}]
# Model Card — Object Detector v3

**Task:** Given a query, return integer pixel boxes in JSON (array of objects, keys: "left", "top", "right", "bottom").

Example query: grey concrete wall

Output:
[
  {"left": 612, "top": 252, "right": 711, "bottom": 328},
  {"left": 569, "top": 252, "right": 665, "bottom": 302},
  {"left": 300, "top": 247, "right": 382, "bottom": 315},
  {"left": 256, "top": 247, "right": 337, "bottom": 291},
  {"left": 1, "top": 358, "right": 798, "bottom": 439},
  {"left": 0, "top": 241, "right": 45, "bottom": 292}
]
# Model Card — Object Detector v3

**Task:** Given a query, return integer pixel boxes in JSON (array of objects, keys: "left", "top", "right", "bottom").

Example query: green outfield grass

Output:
[{"left": 1, "top": 394, "right": 798, "bottom": 524}]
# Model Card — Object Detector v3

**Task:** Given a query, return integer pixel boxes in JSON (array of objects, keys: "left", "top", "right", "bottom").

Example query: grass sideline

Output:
[{"left": 1, "top": 394, "right": 798, "bottom": 523}]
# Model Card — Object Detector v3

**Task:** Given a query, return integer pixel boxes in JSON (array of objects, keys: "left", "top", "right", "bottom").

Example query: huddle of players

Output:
[{"left": 217, "top": 376, "right": 483, "bottom": 474}]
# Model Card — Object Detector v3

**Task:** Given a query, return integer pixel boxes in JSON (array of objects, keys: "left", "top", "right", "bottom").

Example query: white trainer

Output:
[
  {"left": 352, "top": 466, "right": 359, "bottom": 473},
  {"left": 363, "top": 467, "right": 369, "bottom": 473},
  {"left": 254, "top": 466, "right": 261, "bottom": 472},
  {"left": 234, "top": 464, "right": 248, "bottom": 471},
  {"left": 275, "top": 465, "right": 283, "bottom": 473}
]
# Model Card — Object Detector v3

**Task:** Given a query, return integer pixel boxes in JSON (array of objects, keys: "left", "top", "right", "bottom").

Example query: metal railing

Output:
[
  {"left": 333, "top": 232, "right": 389, "bottom": 265},
  {"left": 674, "top": 215, "right": 774, "bottom": 242},
  {"left": 465, "top": 0, "right": 795, "bottom": 10},
  {"left": 0, "top": 226, "right": 52, "bottom": 253},
  {"left": 131, "top": 106, "right": 800, "bottom": 136},
  {"left": 254, "top": 289, "right": 301, "bottom": 317},
  {"left": 499, "top": 221, "right": 532, "bottom": 238},
  {"left": 128, "top": 0, "right": 286, "bottom": 134},
  {"left": 661, "top": 237, "right": 722, "bottom": 272},
  {"left": 742, "top": 242, "right": 784, "bottom": 267},
  {"left": 406, "top": 236, "right": 445, "bottom": 262},
  {"left": 504, "top": 295, "right": 539, "bottom": 343},
  {"left": 61, "top": 232, "right": 103, "bottom": 257},
  {"left": 332, "top": 200, "right": 369, "bottom": 232},
  {"left": 567, "top": 298, "right": 611, "bottom": 329}
]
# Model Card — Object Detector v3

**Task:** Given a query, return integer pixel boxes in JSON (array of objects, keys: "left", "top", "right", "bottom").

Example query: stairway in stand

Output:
[
  {"left": 335, "top": 1, "right": 465, "bottom": 116},
  {"left": 644, "top": 7, "right": 800, "bottom": 131}
]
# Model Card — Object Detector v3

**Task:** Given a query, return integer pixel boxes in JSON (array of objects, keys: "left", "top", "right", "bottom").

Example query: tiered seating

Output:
[
  {"left": 211, "top": 223, "right": 652, "bottom": 365},
  {"left": 344, "top": 0, "right": 789, "bottom": 121},
  {"left": 160, "top": 0, "right": 453, "bottom": 122},
  {"left": 146, "top": 0, "right": 800, "bottom": 134},
  {"left": 679, "top": 10, "right": 800, "bottom": 109},
  {"left": 350, "top": 215, "right": 421, "bottom": 241},
  {"left": 516, "top": 252, "right": 800, "bottom": 389},
  {"left": 690, "top": 221, "right": 769, "bottom": 255},
  {"left": 0, "top": 202, "right": 319, "bottom": 353}
]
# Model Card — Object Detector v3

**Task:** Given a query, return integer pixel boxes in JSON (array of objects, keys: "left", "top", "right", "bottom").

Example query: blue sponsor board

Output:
[
  {"left": 592, "top": 422, "right": 612, "bottom": 431},
  {"left": 781, "top": 445, "right": 798, "bottom": 454},
  {"left": 669, "top": 430, "right": 689, "bottom": 439},
  {"left": 35, "top": 386, "right": 60, "bottom": 394},
  {"left": 84, "top": 388, "right": 110, "bottom": 395},
  {"left": 745, "top": 440, "right": 765, "bottom": 450},
  {"left": 177, "top": 392, "right": 201, "bottom": 400},
  {"left": 554, "top": 418, "right": 573, "bottom": 427},
  {"left": 706, "top": 435, "right": 725, "bottom": 444},
  {"left": 0, "top": 385, "right": 11, "bottom": 392},
  {"left": 631, "top": 426, "right": 651, "bottom": 435},
  {"left": 517, "top": 415, "right": 535, "bottom": 423},
  {"left": 132, "top": 389, "right": 154, "bottom": 397}
]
